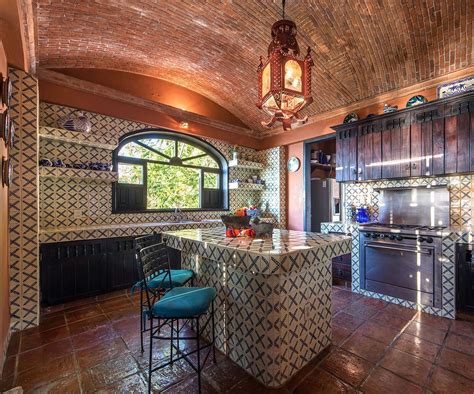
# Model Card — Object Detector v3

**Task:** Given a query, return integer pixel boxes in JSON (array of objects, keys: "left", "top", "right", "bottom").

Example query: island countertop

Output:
[
  {"left": 163, "top": 226, "right": 351, "bottom": 387},
  {"left": 164, "top": 226, "right": 351, "bottom": 274}
]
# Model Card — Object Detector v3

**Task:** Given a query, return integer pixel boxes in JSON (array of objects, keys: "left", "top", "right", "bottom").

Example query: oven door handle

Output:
[{"left": 366, "top": 243, "right": 432, "bottom": 255}]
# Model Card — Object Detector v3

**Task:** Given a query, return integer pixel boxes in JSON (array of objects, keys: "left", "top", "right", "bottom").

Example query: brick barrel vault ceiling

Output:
[{"left": 35, "top": 0, "right": 472, "bottom": 134}]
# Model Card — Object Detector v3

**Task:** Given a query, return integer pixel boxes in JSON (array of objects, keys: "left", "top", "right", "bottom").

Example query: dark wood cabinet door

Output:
[
  {"left": 410, "top": 104, "right": 445, "bottom": 177},
  {"left": 445, "top": 99, "right": 471, "bottom": 174},
  {"left": 336, "top": 126, "right": 358, "bottom": 182},
  {"left": 335, "top": 130, "right": 343, "bottom": 182},
  {"left": 432, "top": 117, "right": 445, "bottom": 175},
  {"left": 381, "top": 114, "right": 410, "bottom": 179},
  {"left": 358, "top": 122, "right": 382, "bottom": 181}
]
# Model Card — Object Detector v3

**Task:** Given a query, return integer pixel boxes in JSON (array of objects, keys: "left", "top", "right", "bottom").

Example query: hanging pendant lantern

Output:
[{"left": 257, "top": 0, "right": 314, "bottom": 130}]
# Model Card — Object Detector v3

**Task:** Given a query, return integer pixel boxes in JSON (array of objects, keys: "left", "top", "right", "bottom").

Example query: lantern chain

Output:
[{"left": 282, "top": 0, "right": 286, "bottom": 19}]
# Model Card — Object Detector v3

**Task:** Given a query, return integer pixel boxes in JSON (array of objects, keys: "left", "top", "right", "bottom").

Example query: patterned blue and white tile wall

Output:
[
  {"left": 344, "top": 175, "right": 474, "bottom": 227},
  {"left": 39, "top": 102, "right": 287, "bottom": 242}
]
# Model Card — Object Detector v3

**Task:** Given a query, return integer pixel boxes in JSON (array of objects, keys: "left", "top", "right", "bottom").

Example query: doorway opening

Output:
[{"left": 303, "top": 135, "right": 340, "bottom": 232}]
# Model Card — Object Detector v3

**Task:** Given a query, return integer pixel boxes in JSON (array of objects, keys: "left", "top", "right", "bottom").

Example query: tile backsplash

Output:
[
  {"left": 39, "top": 103, "right": 287, "bottom": 236},
  {"left": 344, "top": 175, "right": 474, "bottom": 227}
]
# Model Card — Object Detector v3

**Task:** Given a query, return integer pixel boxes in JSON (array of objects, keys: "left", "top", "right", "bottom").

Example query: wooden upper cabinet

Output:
[
  {"left": 410, "top": 103, "right": 445, "bottom": 177},
  {"left": 332, "top": 91, "right": 474, "bottom": 182},
  {"left": 381, "top": 113, "right": 410, "bottom": 179},
  {"left": 444, "top": 97, "right": 473, "bottom": 175},
  {"left": 335, "top": 125, "right": 358, "bottom": 182},
  {"left": 358, "top": 121, "right": 382, "bottom": 181}
]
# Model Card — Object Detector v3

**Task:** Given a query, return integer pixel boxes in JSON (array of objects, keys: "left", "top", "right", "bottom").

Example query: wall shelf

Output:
[
  {"left": 39, "top": 126, "right": 117, "bottom": 151},
  {"left": 228, "top": 158, "right": 264, "bottom": 170},
  {"left": 229, "top": 182, "right": 265, "bottom": 191},
  {"left": 39, "top": 166, "right": 118, "bottom": 183},
  {"left": 310, "top": 161, "right": 335, "bottom": 171}
]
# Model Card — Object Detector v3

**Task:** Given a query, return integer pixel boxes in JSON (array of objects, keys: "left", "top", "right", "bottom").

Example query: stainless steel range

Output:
[{"left": 359, "top": 186, "right": 450, "bottom": 308}]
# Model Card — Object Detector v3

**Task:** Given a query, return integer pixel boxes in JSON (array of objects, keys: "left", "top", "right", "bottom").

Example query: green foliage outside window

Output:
[
  {"left": 147, "top": 163, "right": 199, "bottom": 209},
  {"left": 117, "top": 136, "right": 221, "bottom": 210},
  {"left": 118, "top": 163, "right": 143, "bottom": 184}
]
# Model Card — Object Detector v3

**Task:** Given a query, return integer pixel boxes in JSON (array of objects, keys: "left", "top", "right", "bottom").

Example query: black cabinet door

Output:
[
  {"left": 106, "top": 237, "right": 139, "bottom": 291},
  {"left": 456, "top": 244, "right": 474, "bottom": 313},
  {"left": 40, "top": 240, "right": 107, "bottom": 306},
  {"left": 41, "top": 235, "right": 180, "bottom": 306}
]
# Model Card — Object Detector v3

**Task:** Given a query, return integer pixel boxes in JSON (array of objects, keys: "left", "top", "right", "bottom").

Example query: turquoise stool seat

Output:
[
  {"left": 131, "top": 269, "right": 194, "bottom": 295},
  {"left": 148, "top": 269, "right": 194, "bottom": 289},
  {"left": 152, "top": 287, "right": 216, "bottom": 319}
]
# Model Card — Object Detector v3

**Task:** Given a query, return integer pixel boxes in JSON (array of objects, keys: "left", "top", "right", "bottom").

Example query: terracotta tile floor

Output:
[{"left": 2, "top": 285, "right": 474, "bottom": 393}]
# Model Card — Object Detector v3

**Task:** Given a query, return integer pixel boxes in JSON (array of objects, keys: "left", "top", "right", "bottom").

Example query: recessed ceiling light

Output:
[{"left": 179, "top": 121, "right": 189, "bottom": 129}]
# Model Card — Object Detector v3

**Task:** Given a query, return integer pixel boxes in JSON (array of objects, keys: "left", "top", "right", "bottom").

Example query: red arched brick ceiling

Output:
[{"left": 35, "top": 0, "right": 472, "bottom": 134}]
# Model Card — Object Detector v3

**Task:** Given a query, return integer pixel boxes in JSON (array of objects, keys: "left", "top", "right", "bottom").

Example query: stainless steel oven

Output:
[
  {"left": 358, "top": 185, "right": 448, "bottom": 308},
  {"left": 360, "top": 232, "right": 442, "bottom": 307}
]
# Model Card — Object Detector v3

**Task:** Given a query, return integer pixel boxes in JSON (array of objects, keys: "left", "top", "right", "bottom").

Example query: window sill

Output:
[{"left": 111, "top": 208, "right": 230, "bottom": 214}]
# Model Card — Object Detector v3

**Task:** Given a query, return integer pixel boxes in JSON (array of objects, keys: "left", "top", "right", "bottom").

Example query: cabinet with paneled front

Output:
[{"left": 333, "top": 91, "right": 474, "bottom": 182}]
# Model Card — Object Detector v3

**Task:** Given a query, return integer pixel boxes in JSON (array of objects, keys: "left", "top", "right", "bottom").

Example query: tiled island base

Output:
[{"left": 164, "top": 227, "right": 351, "bottom": 387}]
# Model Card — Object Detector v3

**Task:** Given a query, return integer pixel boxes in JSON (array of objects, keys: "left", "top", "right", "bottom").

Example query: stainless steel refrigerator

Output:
[{"left": 308, "top": 178, "right": 340, "bottom": 232}]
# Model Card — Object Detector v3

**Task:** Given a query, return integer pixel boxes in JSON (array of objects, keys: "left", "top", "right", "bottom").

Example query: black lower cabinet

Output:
[
  {"left": 456, "top": 243, "right": 474, "bottom": 313},
  {"left": 106, "top": 237, "right": 138, "bottom": 292},
  {"left": 40, "top": 236, "right": 180, "bottom": 306}
]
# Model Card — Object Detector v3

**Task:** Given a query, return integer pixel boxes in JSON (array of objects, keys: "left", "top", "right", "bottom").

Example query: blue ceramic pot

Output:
[
  {"left": 356, "top": 207, "right": 370, "bottom": 223},
  {"left": 52, "top": 159, "right": 65, "bottom": 168}
]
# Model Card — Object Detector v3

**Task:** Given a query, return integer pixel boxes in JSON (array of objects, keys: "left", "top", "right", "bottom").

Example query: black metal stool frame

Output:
[
  {"left": 147, "top": 304, "right": 216, "bottom": 394},
  {"left": 138, "top": 243, "right": 216, "bottom": 394},
  {"left": 135, "top": 234, "right": 194, "bottom": 353}
]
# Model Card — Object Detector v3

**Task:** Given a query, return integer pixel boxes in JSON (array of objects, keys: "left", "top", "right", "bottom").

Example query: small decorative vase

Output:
[
  {"left": 343, "top": 112, "right": 359, "bottom": 124},
  {"left": 59, "top": 111, "right": 92, "bottom": 132},
  {"left": 355, "top": 207, "right": 370, "bottom": 223},
  {"left": 406, "top": 95, "right": 428, "bottom": 107},
  {"left": 383, "top": 104, "right": 398, "bottom": 113}
]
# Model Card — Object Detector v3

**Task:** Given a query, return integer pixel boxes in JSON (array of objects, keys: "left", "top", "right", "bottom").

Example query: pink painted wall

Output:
[{"left": 287, "top": 142, "right": 305, "bottom": 231}]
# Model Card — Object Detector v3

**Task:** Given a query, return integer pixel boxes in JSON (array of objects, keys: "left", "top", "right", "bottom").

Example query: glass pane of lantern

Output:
[
  {"left": 281, "top": 94, "right": 305, "bottom": 112},
  {"left": 262, "top": 95, "right": 279, "bottom": 113},
  {"left": 284, "top": 60, "right": 302, "bottom": 92},
  {"left": 262, "top": 63, "right": 271, "bottom": 97}
]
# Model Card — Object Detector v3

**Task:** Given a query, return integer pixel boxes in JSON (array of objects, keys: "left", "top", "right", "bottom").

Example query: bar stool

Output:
[
  {"left": 134, "top": 233, "right": 194, "bottom": 352},
  {"left": 138, "top": 243, "right": 217, "bottom": 394}
]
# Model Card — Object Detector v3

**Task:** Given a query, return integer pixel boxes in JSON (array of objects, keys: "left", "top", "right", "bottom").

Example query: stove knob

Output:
[
  {"left": 396, "top": 235, "right": 403, "bottom": 241},
  {"left": 389, "top": 234, "right": 396, "bottom": 240},
  {"left": 371, "top": 233, "right": 379, "bottom": 238},
  {"left": 425, "top": 237, "right": 433, "bottom": 244},
  {"left": 364, "top": 232, "right": 371, "bottom": 238},
  {"left": 417, "top": 236, "right": 425, "bottom": 243},
  {"left": 379, "top": 234, "right": 385, "bottom": 239}
]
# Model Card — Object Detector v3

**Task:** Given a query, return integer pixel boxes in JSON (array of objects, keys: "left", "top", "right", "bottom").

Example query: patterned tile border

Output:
[{"left": 8, "top": 68, "right": 40, "bottom": 331}]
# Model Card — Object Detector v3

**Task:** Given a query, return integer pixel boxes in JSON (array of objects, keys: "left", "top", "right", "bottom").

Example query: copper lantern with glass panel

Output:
[{"left": 257, "top": 17, "right": 314, "bottom": 131}]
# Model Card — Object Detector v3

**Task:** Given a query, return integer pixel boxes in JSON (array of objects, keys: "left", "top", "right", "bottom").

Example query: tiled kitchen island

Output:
[{"left": 163, "top": 227, "right": 351, "bottom": 387}]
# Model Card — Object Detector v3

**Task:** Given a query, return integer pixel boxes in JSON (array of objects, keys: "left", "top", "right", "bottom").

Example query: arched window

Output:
[{"left": 113, "top": 129, "right": 228, "bottom": 212}]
